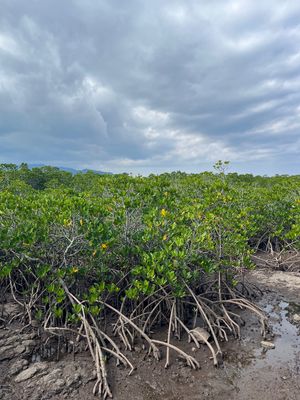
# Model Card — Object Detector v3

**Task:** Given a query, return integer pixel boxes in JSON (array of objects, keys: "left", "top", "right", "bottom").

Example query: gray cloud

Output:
[{"left": 0, "top": 0, "right": 300, "bottom": 174}]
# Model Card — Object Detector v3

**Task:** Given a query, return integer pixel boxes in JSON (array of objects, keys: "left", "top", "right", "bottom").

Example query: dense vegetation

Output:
[{"left": 1, "top": 162, "right": 299, "bottom": 398}]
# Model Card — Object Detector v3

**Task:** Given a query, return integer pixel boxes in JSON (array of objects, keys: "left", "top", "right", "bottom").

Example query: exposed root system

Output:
[
  {"left": 1, "top": 271, "right": 269, "bottom": 399},
  {"left": 253, "top": 249, "right": 300, "bottom": 272},
  {"left": 4, "top": 269, "right": 274, "bottom": 400}
]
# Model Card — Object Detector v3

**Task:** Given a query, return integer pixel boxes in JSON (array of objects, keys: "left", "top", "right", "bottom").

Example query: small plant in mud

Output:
[{"left": 0, "top": 164, "right": 299, "bottom": 399}]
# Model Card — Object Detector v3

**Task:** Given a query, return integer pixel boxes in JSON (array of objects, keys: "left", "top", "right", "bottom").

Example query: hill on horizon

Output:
[{"left": 28, "top": 164, "right": 112, "bottom": 175}]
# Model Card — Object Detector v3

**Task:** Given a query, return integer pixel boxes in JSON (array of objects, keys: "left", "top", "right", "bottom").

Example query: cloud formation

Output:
[{"left": 1, "top": 0, "right": 300, "bottom": 174}]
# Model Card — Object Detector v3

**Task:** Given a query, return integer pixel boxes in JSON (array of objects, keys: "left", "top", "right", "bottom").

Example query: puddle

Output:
[
  {"left": 252, "top": 301, "right": 300, "bottom": 366},
  {"left": 231, "top": 298, "right": 300, "bottom": 394}
]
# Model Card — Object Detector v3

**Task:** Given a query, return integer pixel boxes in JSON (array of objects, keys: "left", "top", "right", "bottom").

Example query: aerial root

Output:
[
  {"left": 14, "top": 276, "right": 268, "bottom": 399},
  {"left": 73, "top": 307, "right": 113, "bottom": 398},
  {"left": 219, "top": 298, "right": 267, "bottom": 337},
  {"left": 101, "top": 301, "right": 161, "bottom": 361},
  {"left": 164, "top": 301, "right": 175, "bottom": 368},
  {"left": 185, "top": 284, "right": 222, "bottom": 355},
  {"left": 151, "top": 340, "right": 199, "bottom": 369},
  {"left": 58, "top": 282, "right": 118, "bottom": 399},
  {"left": 93, "top": 339, "right": 112, "bottom": 399},
  {"left": 104, "top": 282, "right": 267, "bottom": 371},
  {"left": 90, "top": 315, "right": 135, "bottom": 374}
]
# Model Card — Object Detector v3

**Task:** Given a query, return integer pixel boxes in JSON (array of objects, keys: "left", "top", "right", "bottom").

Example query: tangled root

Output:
[{"left": 6, "top": 275, "right": 268, "bottom": 399}]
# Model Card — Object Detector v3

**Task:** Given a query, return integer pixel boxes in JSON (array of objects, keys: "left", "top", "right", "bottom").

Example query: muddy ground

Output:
[{"left": 1, "top": 267, "right": 300, "bottom": 400}]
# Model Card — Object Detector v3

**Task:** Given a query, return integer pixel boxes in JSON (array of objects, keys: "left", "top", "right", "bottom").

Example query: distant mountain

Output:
[
  {"left": 81, "top": 168, "right": 112, "bottom": 175},
  {"left": 28, "top": 164, "right": 112, "bottom": 175}
]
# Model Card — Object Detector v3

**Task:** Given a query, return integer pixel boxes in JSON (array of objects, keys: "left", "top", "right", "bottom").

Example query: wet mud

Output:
[{"left": 0, "top": 268, "right": 299, "bottom": 400}]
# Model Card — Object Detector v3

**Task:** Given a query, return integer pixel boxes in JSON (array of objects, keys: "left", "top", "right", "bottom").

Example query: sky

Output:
[{"left": 1, "top": 0, "right": 300, "bottom": 175}]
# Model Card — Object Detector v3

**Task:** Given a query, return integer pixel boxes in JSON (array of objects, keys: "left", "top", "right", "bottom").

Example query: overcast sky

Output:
[{"left": 1, "top": 0, "right": 300, "bottom": 175}]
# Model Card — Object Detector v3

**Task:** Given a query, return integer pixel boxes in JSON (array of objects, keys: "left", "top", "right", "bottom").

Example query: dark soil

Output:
[{"left": 1, "top": 268, "right": 300, "bottom": 400}]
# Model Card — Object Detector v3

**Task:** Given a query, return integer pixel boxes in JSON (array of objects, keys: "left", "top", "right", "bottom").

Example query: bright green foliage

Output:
[{"left": 0, "top": 165, "right": 299, "bottom": 322}]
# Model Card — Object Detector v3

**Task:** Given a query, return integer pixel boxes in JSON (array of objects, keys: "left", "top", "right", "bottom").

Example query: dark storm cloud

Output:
[{"left": 1, "top": 0, "right": 300, "bottom": 174}]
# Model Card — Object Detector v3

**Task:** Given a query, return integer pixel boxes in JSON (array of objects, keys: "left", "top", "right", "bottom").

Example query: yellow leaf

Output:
[{"left": 161, "top": 208, "right": 167, "bottom": 217}]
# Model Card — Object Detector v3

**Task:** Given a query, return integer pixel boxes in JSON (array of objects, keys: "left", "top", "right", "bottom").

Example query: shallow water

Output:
[
  {"left": 231, "top": 298, "right": 300, "bottom": 399},
  {"left": 254, "top": 300, "right": 299, "bottom": 366}
]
